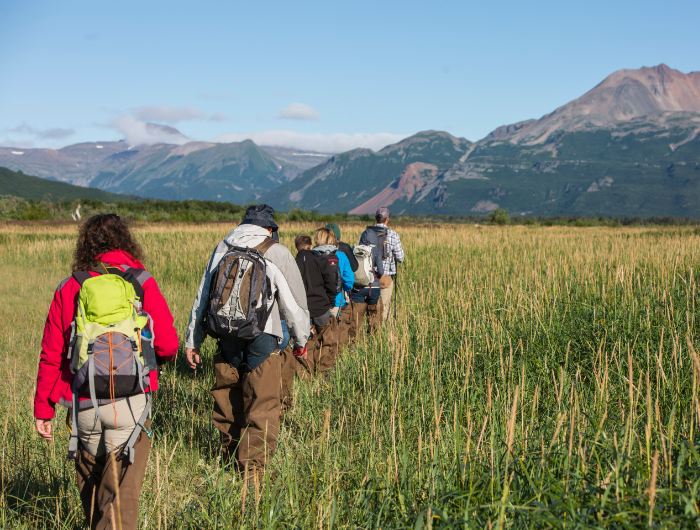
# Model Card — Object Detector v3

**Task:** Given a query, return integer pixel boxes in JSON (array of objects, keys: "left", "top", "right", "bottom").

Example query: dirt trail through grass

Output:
[{"left": 2, "top": 221, "right": 700, "bottom": 528}]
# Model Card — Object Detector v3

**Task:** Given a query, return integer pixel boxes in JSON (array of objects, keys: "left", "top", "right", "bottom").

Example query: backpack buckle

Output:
[
  {"left": 130, "top": 338, "right": 139, "bottom": 353},
  {"left": 86, "top": 341, "right": 95, "bottom": 355}
]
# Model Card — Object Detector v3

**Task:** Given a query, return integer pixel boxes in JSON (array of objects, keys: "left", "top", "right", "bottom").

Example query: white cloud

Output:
[
  {"left": 10, "top": 122, "right": 34, "bottom": 134},
  {"left": 37, "top": 127, "right": 75, "bottom": 139},
  {"left": 208, "top": 111, "right": 230, "bottom": 122},
  {"left": 214, "top": 130, "right": 407, "bottom": 153},
  {"left": 131, "top": 105, "right": 229, "bottom": 123},
  {"left": 277, "top": 103, "right": 321, "bottom": 121},
  {"left": 8, "top": 122, "right": 75, "bottom": 139},
  {"left": 110, "top": 116, "right": 190, "bottom": 146},
  {"left": 132, "top": 105, "right": 208, "bottom": 123}
]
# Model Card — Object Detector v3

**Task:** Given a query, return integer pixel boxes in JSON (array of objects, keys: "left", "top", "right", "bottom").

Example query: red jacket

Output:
[{"left": 34, "top": 250, "right": 179, "bottom": 420}]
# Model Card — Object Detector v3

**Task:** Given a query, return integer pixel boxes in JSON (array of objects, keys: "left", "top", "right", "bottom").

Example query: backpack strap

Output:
[
  {"left": 72, "top": 264, "right": 146, "bottom": 299},
  {"left": 72, "top": 271, "right": 93, "bottom": 286},
  {"left": 255, "top": 237, "right": 276, "bottom": 301},
  {"left": 66, "top": 386, "right": 80, "bottom": 460},
  {"left": 124, "top": 267, "right": 151, "bottom": 288},
  {"left": 254, "top": 237, "right": 276, "bottom": 255},
  {"left": 123, "top": 393, "right": 152, "bottom": 464}
]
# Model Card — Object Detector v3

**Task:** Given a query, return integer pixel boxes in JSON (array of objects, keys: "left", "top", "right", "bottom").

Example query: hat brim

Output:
[{"left": 240, "top": 218, "right": 279, "bottom": 229}]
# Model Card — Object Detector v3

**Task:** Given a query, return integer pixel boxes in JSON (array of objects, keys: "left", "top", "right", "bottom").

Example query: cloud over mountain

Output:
[
  {"left": 110, "top": 116, "right": 190, "bottom": 146},
  {"left": 8, "top": 122, "right": 75, "bottom": 140},
  {"left": 214, "top": 130, "right": 407, "bottom": 153},
  {"left": 277, "top": 103, "right": 321, "bottom": 121},
  {"left": 132, "top": 105, "right": 228, "bottom": 123}
]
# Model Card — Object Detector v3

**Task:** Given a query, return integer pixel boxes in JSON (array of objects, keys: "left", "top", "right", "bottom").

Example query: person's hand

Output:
[
  {"left": 186, "top": 347, "right": 200, "bottom": 370},
  {"left": 35, "top": 419, "right": 52, "bottom": 441},
  {"left": 293, "top": 344, "right": 307, "bottom": 361}
]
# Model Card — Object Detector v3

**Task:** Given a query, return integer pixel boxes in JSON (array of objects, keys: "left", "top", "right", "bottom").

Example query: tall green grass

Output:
[{"left": 1, "top": 222, "right": 700, "bottom": 528}]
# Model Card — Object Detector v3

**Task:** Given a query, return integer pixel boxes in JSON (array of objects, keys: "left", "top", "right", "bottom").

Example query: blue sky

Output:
[{"left": 1, "top": 0, "right": 699, "bottom": 152}]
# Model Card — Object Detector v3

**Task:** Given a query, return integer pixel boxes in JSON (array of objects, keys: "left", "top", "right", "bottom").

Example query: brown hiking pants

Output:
[
  {"left": 336, "top": 307, "right": 352, "bottom": 350},
  {"left": 298, "top": 317, "right": 339, "bottom": 378},
  {"left": 279, "top": 345, "right": 297, "bottom": 419},
  {"left": 210, "top": 353, "right": 281, "bottom": 471},
  {"left": 348, "top": 299, "right": 383, "bottom": 339},
  {"left": 75, "top": 419, "right": 151, "bottom": 530}
]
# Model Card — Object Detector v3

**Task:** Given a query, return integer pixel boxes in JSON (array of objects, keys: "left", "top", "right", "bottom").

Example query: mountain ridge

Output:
[
  {"left": 264, "top": 64, "right": 700, "bottom": 217},
  {"left": 3, "top": 63, "right": 700, "bottom": 217},
  {"left": 487, "top": 64, "right": 700, "bottom": 145},
  {"left": 0, "top": 138, "right": 308, "bottom": 204}
]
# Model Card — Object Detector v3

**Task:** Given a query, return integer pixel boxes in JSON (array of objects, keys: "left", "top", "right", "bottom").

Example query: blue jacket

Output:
[{"left": 335, "top": 251, "right": 354, "bottom": 308}]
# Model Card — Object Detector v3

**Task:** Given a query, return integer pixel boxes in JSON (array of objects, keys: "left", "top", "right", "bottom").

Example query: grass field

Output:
[{"left": 2, "top": 221, "right": 700, "bottom": 528}]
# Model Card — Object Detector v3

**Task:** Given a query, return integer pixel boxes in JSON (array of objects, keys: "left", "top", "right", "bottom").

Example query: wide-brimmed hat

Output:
[{"left": 240, "top": 204, "right": 278, "bottom": 229}]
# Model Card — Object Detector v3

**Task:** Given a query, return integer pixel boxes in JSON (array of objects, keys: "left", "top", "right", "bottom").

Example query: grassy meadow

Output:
[{"left": 2, "top": 221, "right": 700, "bottom": 528}]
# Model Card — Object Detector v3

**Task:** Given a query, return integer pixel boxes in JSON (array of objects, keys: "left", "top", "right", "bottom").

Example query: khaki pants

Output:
[
  {"left": 75, "top": 416, "right": 151, "bottom": 530},
  {"left": 77, "top": 395, "right": 147, "bottom": 457},
  {"left": 210, "top": 353, "right": 281, "bottom": 472},
  {"left": 380, "top": 277, "right": 394, "bottom": 320},
  {"left": 298, "top": 317, "right": 339, "bottom": 378},
  {"left": 348, "top": 299, "right": 383, "bottom": 339}
]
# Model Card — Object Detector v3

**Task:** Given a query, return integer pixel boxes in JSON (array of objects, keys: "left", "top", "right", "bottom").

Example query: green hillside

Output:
[
  {"left": 416, "top": 121, "right": 700, "bottom": 218},
  {"left": 89, "top": 140, "right": 299, "bottom": 203},
  {"left": 262, "top": 131, "right": 473, "bottom": 212},
  {"left": 261, "top": 120, "right": 700, "bottom": 218},
  {"left": 0, "top": 167, "right": 138, "bottom": 202}
]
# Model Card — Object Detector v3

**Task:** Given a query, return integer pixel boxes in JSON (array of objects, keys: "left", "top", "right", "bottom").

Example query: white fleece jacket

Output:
[{"left": 186, "top": 224, "right": 310, "bottom": 349}]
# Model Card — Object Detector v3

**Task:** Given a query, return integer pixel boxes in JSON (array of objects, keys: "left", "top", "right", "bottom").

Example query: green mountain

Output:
[
  {"left": 448, "top": 115, "right": 700, "bottom": 217},
  {"left": 5, "top": 64, "right": 700, "bottom": 217},
  {"left": 261, "top": 131, "right": 473, "bottom": 212},
  {"left": 0, "top": 167, "right": 138, "bottom": 202},
  {"left": 0, "top": 138, "right": 303, "bottom": 204},
  {"left": 265, "top": 64, "right": 700, "bottom": 217}
]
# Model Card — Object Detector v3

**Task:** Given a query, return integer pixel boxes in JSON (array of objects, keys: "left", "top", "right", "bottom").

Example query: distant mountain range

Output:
[
  {"left": 261, "top": 131, "right": 473, "bottom": 213},
  {"left": 0, "top": 134, "right": 330, "bottom": 204},
  {"left": 264, "top": 64, "right": 700, "bottom": 217},
  {"left": 3, "top": 64, "right": 700, "bottom": 217}
]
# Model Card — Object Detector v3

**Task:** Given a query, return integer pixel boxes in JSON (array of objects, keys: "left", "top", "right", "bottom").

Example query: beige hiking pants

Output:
[
  {"left": 77, "top": 394, "right": 147, "bottom": 457},
  {"left": 380, "top": 277, "right": 394, "bottom": 320}
]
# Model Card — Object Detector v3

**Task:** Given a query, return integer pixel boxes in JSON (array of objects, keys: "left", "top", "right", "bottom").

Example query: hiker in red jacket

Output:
[{"left": 34, "top": 214, "right": 179, "bottom": 530}]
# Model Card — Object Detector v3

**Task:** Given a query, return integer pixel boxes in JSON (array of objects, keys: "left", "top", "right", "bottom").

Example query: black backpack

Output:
[
  {"left": 366, "top": 225, "right": 390, "bottom": 260},
  {"left": 204, "top": 238, "right": 276, "bottom": 341},
  {"left": 313, "top": 248, "right": 341, "bottom": 298}
]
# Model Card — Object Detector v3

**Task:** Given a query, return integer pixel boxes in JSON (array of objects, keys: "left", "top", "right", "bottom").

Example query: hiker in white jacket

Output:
[{"left": 185, "top": 204, "right": 310, "bottom": 475}]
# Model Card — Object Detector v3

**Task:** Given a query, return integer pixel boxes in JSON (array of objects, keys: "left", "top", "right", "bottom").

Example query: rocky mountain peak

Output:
[{"left": 488, "top": 64, "right": 700, "bottom": 144}]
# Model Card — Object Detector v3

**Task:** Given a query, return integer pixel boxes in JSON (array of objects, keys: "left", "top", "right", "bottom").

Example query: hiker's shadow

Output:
[{"left": 4, "top": 466, "right": 84, "bottom": 528}]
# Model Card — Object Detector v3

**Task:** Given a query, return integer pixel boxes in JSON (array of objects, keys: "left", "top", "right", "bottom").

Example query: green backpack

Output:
[{"left": 66, "top": 264, "right": 157, "bottom": 463}]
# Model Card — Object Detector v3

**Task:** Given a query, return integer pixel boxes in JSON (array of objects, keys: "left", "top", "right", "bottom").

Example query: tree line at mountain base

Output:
[{"left": 1, "top": 195, "right": 699, "bottom": 227}]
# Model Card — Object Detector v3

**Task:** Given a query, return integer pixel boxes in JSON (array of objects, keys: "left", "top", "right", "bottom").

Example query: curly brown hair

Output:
[{"left": 72, "top": 214, "right": 145, "bottom": 271}]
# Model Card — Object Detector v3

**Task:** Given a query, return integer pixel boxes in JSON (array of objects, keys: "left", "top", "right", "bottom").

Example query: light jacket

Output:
[
  {"left": 34, "top": 250, "right": 179, "bottom": 420},
  {"left": 335, "top": 251, "right": 354, "bottom": 307},
  {"left": 186, "top": 224, "right": 310, "bottom": 349},
  {"left": 313, "top": 244, "right": 353, "bottom": 309}
]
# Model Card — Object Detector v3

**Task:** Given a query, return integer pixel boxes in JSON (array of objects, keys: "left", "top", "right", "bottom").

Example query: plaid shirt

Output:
[{"left": 376, "top": 223, "right": 404, "bottom": 276}]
